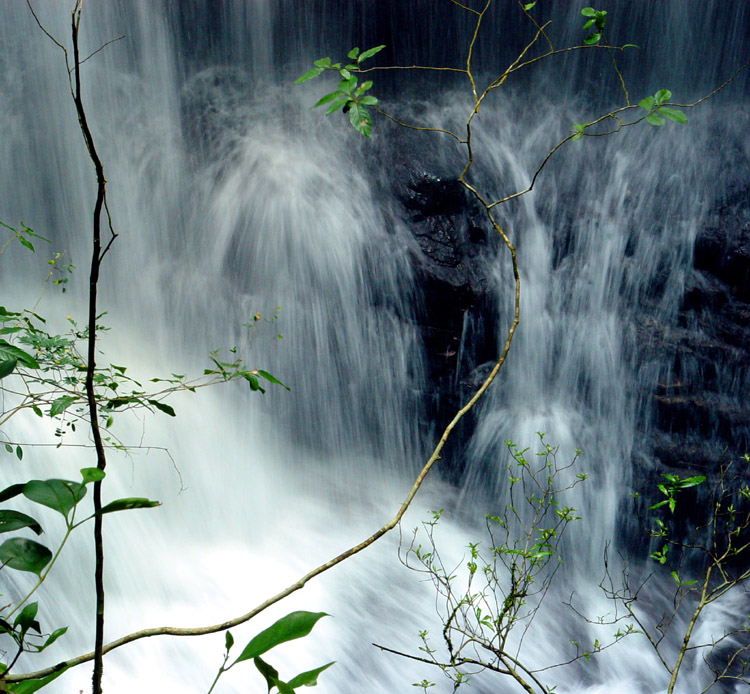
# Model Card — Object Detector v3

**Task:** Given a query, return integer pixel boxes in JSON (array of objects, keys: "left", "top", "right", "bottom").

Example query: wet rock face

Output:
[
  {"left": 638, "top": 185, "right": 750, "bottom": 472},
  {"left": 387, "top": 160, "right": 500, "bottom": 452}
]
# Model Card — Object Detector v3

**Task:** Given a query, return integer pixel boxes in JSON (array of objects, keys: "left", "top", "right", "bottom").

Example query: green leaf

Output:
[
  {"left": 676, "top": 475, "right": 705, "bottom": 488},
  {"left": 14, "top": 602, "right": 40, "bottom": 634},
  {"left": 312, "top": 58, "right": 331, "bottom": 69},
  {"left": 622, "top": 43, "right": 639, "bottom": 49},
  {"left": 523, "top": 2, "right": 536, "bottom": 10},
  {"left": 242, "top": 373, "right": 265, "bottom": 393},
  {"left": 225, "top": 631, "right": 234, "bottom": 652},
  {"left": 0, "top": 340, "right": 39, "bottom": 369},
  {"left": 255, "top": 370, "right": 289, "bottom": 389},
  {"left": 358, "top": 45, "right": 386, "bottom": 62},
  {"left": 254, "top": 656, "right": 280, "bottom": 691},
  {"left": 147, "top": 399, "right": 176, "bottom": 417},
  {"left": 658, "top": 107, "right": 687, "bottom": 124},
  {"left": 100, "top": 498, "right": 160, "bottom": 515},
  {"left": 0, "top": 510, "right": 43, "bottom": 535},
  {"left": 638, "top": 96, "right": 655, "bottom": 111},
  {"left": 17, "top": 236, "right": 34, "bottom": 252},
  {"left": 0, "top": 483, "right": 25, "bottom": 503},
  {"left": 0, "top": 537, "right": 52, "bottom": 575},
  {"left": 294, "top": 67, "right": 324, "bottom": 84},
  {"left": 16, "top": 445, "right": 22, "bottom": 461},
  {"left": 49, "top": 396, "right": 77, "bottom": 417},
  {"left": 348, "top": 103, "right": 372, "bottom": 137},
  {"left": 581, "top": 8, "right": 597, "bottom": 17},
  {"left": 582, "top": 18, "right": 595, "bottom": 29},
  {"left": 233, "top": 612, "right": 329, "bottom": 665},
  {"left": 23, "top": 479, "right": 86, "bottom": 518},
  {"left": 0, "top": 359, "right": 16, "bottom": 379},
  {"left": 80, "top": 468, "right": 105, "bottom": 484},
  {"left": 645, "top": 112, "right": 665, "bottom": 126},
  {"left": 313, "top": 92, "right": 342, "bottom": 109},
  {"left": 584, "top": 33, "right": 601, "bottom": 45},
  {"left": 41, "top": 626, "right": 68, "bottom": 650},
  {"left": 339, "top": 68, "right": 351, "bottom": 80},
  {"left": 325, "top": 97, "right": 350, "bottom": 115},
  {"left": 571, "top": 132, "right": 582, "bottom": 142},
  {"left": 347, "top": 47, "right": 360, "bottom": 59},
  {"left": 7, "top": 665, "right": 69, "bottom": 693},
  {"left": 359, "top": 95, "right": 378, "bottom": 106},
  {"left": 654, "top": 88, "right": 672, "bottom": 104},
  {"left": 287, "top": 662, "right": 335, "bottom": 688}
]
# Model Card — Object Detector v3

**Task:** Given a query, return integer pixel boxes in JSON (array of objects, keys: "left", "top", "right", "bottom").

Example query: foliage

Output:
[
  {"left": 597, "top": 459, "right": 750, "bottom": 693},
  {"left": 294, "top": 45, "right": 385, "bottom": 137},
  {"left": 379, "top": 437, "right": 619, "bottom": 693},
  {"left": 208, "top": 612, "right": 334, "bottom": 694}
]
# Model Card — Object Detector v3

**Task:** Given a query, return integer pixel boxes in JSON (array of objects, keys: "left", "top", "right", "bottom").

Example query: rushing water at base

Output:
[{"left": 1, "top": 2, "right": 749, "bottom": 692}]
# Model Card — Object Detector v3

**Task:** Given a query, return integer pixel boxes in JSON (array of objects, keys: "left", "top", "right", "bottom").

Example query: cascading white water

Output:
[{"left": 1, "top": 2, "right": 749, "bottom": 693}]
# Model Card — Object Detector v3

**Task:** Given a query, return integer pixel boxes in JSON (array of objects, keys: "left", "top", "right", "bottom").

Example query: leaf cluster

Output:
[
  {"left": 394, "top": 436, "right": 591, "bottom": 693},
  {"left": 210, "top": 612, "right": 333, "bottom": 693},
  {"left": 295, "top": 45, "right": 385, "bottom": 137}
]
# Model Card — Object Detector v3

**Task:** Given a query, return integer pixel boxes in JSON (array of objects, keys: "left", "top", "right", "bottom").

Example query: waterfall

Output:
[{"left": 1, "top": 2, "right": 749, "bottom": 693}]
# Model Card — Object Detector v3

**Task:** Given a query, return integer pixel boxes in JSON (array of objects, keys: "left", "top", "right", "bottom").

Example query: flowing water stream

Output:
[{"left": 1, "top": 2, "right": 749, "bottom": 692}]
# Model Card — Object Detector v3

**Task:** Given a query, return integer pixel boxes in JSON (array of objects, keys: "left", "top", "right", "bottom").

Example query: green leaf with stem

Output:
[
  {"left": 233, "top": 611, "right": 329, "bottom": 665},
  {"left": 358, "top": 45, "right": 385, "bottom": 62},
  {"left": 41, "top": 626, "right": 68, "bottom": 650}
]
